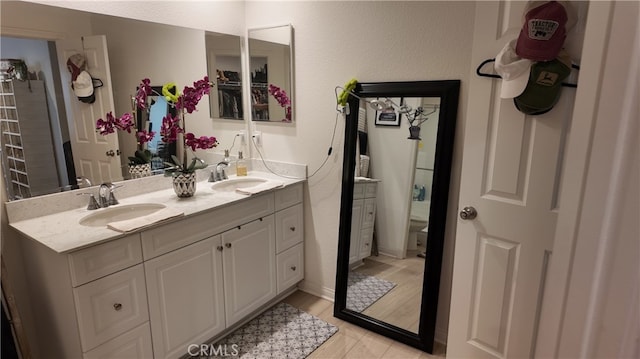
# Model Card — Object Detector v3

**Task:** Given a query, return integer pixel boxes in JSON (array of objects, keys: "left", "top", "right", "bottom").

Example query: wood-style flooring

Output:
[{"left": 282, "top": 247, "right": 446, "bottom": 358}]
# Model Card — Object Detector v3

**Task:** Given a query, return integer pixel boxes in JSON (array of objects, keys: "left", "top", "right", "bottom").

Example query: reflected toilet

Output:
[{"left": 408, "top": 200, "right": 430, "bottom": 250}]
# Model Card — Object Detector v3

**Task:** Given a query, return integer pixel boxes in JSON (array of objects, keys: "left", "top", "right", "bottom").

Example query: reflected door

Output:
[
  {"left": 447, "top": 1, "right": 584, "bottom": 357},
  {"left": 58, "top": 35, "right": 122, "bottom": 184}
]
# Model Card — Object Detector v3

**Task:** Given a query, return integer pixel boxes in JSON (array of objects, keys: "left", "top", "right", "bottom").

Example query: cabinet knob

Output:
[
  {"left": 225, "top": 243, "right": 232, "bottom": 248},
  {"left": 364, "top": 243, "right": 369, "bottom": 246},
  {"left": 217, "top": 246, "right": 223, "bottom": 251},
  {"left": 290, "top": 266, "right": 297, "bottom": 271},
  {"left": 113, "top": 303, "right": 122, "bottom": 311},
  {"left": 289, "top": 226, "right": 296, "bottom": 232}
]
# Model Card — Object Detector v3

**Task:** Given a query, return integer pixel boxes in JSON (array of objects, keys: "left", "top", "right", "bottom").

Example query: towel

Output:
[
  {"left": 235, "top": 181, "right": 284, "bottom": 195},
  {"left": 107, "top": 207, "right": 184, "bottom": 233}
]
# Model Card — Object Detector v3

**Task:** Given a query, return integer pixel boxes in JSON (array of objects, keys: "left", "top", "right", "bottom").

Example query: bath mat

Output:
[
  {"left": 204, "top": 303, "right": 338, "bottom": 359},
  {"left": 346, "top": 271, "right": 396, "bottom": 312}
]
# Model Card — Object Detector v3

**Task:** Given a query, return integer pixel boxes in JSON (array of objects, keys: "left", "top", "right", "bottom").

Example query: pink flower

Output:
[
  {"left": 135, "top": 78, "right": 152, "bottom": 110},
  {"left": 160, "top": 114, "right": 183, "bottom": 143},
  {"left": 184, "top": 133, "right": 218, "bottom": 151},
  {"left": 114, "top": 112, "right": 135, "bottom": 133},
  {"left": 268, "top": 84, "right": 290, "bottom": 107},
  {"left": 176, "top": 76, "right": 212, "bottom": 114},
  {"left": 136, "top": 130, "right": 155, "bottom": 144}
]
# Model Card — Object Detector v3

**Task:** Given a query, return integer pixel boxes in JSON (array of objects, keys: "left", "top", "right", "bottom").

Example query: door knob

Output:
[
  {"left": 459, "top": 206, "right": 477, "bottom": 220},
  {"left": 106, "top": 150, "right": 115, "bottom": 157}
]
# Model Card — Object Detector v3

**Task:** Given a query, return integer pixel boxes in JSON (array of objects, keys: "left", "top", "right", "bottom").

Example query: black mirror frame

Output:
[{"left": 334, "top": 80, "right": 460, "bottom": 354}]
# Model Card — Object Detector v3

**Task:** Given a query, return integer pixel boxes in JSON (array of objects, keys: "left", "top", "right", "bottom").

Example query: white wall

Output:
[{"left": 245, "top": 1, "right": 475, "bottom": 342}]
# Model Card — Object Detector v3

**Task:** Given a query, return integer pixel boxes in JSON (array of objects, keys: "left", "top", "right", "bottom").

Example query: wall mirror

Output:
[
  {"left": 206, "top": 31, "right": 243, "bottom": 121},
  {"left": 334, "top": 80, "right": 460, "bottom": 353},
  {"left": 247, "top": 24, "right": 294, "bottom": 123},
  {"left": 0, "top": 1, "right": 242, "bottom": 200}
]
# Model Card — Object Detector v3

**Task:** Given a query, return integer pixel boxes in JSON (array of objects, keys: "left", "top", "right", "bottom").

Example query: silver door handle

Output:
[
  {"left": 106, "top": 150, "right": 115, "bottom": 157},
  {"left": 460, "top": 206, "right": 477, "bottom": 220}
]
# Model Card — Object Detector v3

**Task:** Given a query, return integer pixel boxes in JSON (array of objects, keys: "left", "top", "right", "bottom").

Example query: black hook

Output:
[{"left": 476, "top": 58, "right": 579, "bottom": 88}]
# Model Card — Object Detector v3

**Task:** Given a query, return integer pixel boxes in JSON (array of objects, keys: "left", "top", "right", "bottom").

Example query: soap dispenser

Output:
[{"left": 236, "top": 151, "right": 247, "bottom": 176}]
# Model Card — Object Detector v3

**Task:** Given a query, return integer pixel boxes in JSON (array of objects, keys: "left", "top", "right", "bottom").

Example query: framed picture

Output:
[{"left": 374, "top": 97, "right": 401, "bottom": 126}]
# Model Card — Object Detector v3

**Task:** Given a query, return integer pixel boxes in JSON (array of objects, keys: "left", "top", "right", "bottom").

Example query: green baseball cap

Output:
[{"left": 514, "top": 50, "right": 571, "bottom": 115}]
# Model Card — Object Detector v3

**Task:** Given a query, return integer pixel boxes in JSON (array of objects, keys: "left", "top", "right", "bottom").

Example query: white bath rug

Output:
[
  {"left": 346, "top": 271, "right": 397, "bottom": 312},
  {"left": 204, "top": 303, "right": 337, "bottom": 359}
]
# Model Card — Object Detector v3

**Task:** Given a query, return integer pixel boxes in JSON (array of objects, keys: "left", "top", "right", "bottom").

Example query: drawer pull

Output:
[
  {"left": 217, "top": 246, "right": 223, "bottom": 251},
  {"left": 225, "top": 243, "right": 232, "bottom": 248},
  {"left": 290, "top": 266, "right": 297, "bottom": 271},
  {"left": 113, "top": 303, "right": 122, "bottom": 311},
  {"left": 364, "top": 243, "right": 369, "bottom": 246},
  {"left": 289, "top": 226, "right": 296, "bottom": 232}
]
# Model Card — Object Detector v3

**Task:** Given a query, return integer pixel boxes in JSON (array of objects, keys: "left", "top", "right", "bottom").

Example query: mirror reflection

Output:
[
  {"left": 248, "top": 25, "right": 293, "bottom": 123},
  {"left": 0, "top": 2, "right": 242, "bottom": 200},
  {"left": 206, "top": 32, "right": 243, "bottom": 120},
  {"left": 345, "top": 97, "right": 441, "bottom": 334}
]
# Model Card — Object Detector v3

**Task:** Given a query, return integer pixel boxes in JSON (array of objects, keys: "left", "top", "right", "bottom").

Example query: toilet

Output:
[{"left": 408, "top": 200, "right": 430, "bottom": 250}]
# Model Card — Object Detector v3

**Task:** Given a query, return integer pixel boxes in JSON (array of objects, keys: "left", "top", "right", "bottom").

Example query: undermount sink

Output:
[
  {"left": 79, "top": 203, "right": 166, "bottom": 227},
  {"left": 211, "top": 177, "right": 269, "bottom": 192}
]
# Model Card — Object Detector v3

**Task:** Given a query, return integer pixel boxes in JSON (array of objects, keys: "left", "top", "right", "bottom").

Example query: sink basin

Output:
[
  {"left": 211, "top": 177, "right": 269, "bottom": 192},
  {"left": 79, "top": 203, "right": 166, "bottom": 227}
]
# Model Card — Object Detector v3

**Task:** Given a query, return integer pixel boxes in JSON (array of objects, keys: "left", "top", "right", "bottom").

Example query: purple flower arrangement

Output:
[
  {"left": 96, "top": 76, "right": 218, "bottom": 172},
  {"left": 268, "top": 84, "right": 292, "bottom": 122}
]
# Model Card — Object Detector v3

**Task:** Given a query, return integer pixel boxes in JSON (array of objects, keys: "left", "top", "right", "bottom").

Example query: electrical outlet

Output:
[{"left": 252, "top": 131, "right": 262, "bottom": 146}]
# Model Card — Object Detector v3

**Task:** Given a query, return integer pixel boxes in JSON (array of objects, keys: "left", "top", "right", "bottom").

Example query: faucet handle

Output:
[
  {"left": 77, "top": 193, "right": 100, "bottom": 210},
  {"left": 107, "top": 184, "right": 121, "bottom": 206}
]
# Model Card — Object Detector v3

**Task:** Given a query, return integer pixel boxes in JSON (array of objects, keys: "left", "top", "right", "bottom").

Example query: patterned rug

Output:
[
  {"left": 346, "top": 271, "right": 397, "bottom": 312},
  {"left": 205, "top": 303, "right": 338, "bottom": 359}
]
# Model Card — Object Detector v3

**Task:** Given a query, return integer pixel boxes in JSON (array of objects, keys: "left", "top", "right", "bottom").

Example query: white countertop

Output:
[{"left": 9, "top": 172, "right": 304, "bottom": 254}]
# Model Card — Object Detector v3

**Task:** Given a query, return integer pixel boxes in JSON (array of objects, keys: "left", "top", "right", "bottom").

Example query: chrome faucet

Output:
[
  {"left": 98, "top": 183, "right": 119, "bottom": 208},
  {"left": 209, "top": 161, "right": 229, "bottom": 182}
]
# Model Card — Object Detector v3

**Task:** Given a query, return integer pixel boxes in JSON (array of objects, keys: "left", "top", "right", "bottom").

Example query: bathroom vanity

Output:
[{"left": 6, "top": 173, "right": 304, "bottom": 359}]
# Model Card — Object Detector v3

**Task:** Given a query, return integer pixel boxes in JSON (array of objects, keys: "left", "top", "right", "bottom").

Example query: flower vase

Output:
[
  {"left": 128, "top": 163, "right": 152, "bottom": 179},
  {"left": 172, "top": 172, "right": 196, "bottom": 198}
]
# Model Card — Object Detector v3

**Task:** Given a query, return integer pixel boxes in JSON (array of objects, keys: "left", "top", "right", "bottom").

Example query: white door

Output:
[
  {"left": 447, "top": 1, "right": 586, "bottom": 357},
  {"left": 57, "top": 35, "right": 122, "bottom": 185},
  {"left": 222, "top": 215, "right": 276, "bottom": 327},
  {"left": 144, "top": 236, "right": 226, "bottom": 359}
]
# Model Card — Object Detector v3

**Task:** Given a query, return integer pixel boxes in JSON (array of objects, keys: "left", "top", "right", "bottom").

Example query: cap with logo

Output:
[
  {"left": 516, "top": 1, "right": 568, "bottom": 61},
  {"left": 514, "top": 50, "right": 571, "bottom": 115},
  {"left": 494, "top": 39, "right": 533, "bottom": 99}
]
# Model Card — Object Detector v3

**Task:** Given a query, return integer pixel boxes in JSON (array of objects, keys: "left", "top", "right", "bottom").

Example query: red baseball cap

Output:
[{"left": 516, "top": 1, "right": 568, "bottom": 61}]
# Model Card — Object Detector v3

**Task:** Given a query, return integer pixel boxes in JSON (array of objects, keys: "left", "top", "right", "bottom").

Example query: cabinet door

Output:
[
  {"left": 362, "top": 198, "right": 376, "bottom": 228},
  {"left": 349, "top": 199, "right": 364, "bottom": 265},
  {"left": 145, "top": 235, "right": 225, "bottom": 359},
  {"left": 222, "top": 215, "right": 276, "bottom": 327}
]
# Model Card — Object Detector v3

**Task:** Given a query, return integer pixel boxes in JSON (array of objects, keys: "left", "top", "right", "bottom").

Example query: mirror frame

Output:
[{"left": 334, "top": 80, "right": 460, "bottom": 353}]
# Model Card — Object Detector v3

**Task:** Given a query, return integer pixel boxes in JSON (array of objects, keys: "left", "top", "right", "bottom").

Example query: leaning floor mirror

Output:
[{"left": 334, "top": 80, "right": 460, "bottom": 353}]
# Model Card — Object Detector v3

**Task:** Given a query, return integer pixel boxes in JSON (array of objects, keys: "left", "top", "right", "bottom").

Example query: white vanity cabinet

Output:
[
  {"left": 350, "top": 181, "right": 378, "bottom": 265},
  {"left": 15, "top": 182, "right": 305, "bottom": 359}
]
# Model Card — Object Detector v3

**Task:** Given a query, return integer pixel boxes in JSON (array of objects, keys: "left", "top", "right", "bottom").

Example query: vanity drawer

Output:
[
  {"left": 359, "top": 227, "right": 374, "bottom": 260},
  {"left": 73, "top": 264, "right": 149, "bottom": 351},
  {"left": 362, "top": 198, "right": 376, "bottom": 228},
  {"left": 276, "top": 243, "right": 304, "bottom": 294},
  {"left": 83, "top": 323, "right": 153, "bottom": 359},
  {"left": 364, "top": 182, "right": 378, "bottom": 198},
  {"left": 141, "top": 193, "right": 274, "bottom": 259},
  {"left": 275, "top": 203, "right": 304, "bottom": 253},
  {"left": 275, "top": 182, "right": 303, "bottom": 211},
  {"left": 68, "top": 234, "right": 143, "bottom": 287}
]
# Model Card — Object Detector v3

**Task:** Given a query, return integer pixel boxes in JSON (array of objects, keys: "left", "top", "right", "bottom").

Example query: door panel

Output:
[
  {"left": 57, "top": 35, "right": 122, "bottom": 184},
  {"left": 448, "top": 1, "right": 586, "bottom": 357}
]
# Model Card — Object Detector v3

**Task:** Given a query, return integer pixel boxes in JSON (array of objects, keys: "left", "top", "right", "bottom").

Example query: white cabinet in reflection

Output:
[{"left": 350, "top": 180, "right": 379, "bottom": 266}]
